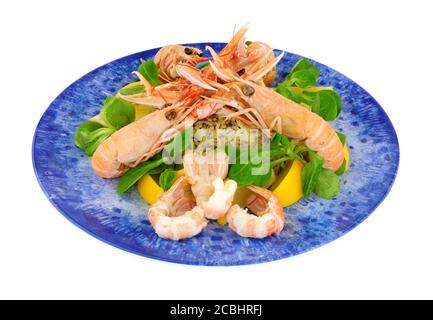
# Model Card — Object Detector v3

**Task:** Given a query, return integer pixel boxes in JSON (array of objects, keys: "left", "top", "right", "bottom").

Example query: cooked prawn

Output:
[
  {"left": 227, "top": 186, "right": 285, "bottom": 238},
  {"left": 148, "top": 176, "right": 207, "bottom": 240},
  {"left": 183, "top": 150, "right": 237, "bottom": 219}
]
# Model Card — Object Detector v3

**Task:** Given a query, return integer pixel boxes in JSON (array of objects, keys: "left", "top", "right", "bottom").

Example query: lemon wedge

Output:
[
  {"left": 270, "top": 159, "right": 304, "bottom": 207},
  {"left": 137, "top": 174, "right": 164, "bottom": 205}
]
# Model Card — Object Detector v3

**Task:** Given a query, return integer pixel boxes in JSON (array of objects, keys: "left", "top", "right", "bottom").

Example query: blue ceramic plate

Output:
[{"left": 33, "top": 43, "right": 399, "bottom": 266}]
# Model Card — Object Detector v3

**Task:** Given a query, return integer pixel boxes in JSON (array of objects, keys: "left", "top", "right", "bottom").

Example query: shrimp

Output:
[
  {"left": 227, "top": 186, "right": 285, "bottom": 238},
  {"left": 92, "top": 104, "right": 192, "bottom": 178},
  {"left": 154, "top": 45, "right": 208, "bottom": 82},
  {"left": 183, "top": 150, "right": 237, "bottom": 219},
  {"left": 148, "top": 176, "right": 207, "bottom": 240}
]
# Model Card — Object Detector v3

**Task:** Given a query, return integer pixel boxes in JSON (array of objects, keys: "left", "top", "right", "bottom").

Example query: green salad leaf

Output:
[
  {"left": 159, "top": 169, "right": 178, "bottom": 191},
  {"left": 314, "top": 168, "right": 340, "bottom": 199},
  {"left": 117, "top": 156, "right": 166, "bottom": 195},
  {"left": 276, "top": 58, "right": 342, "bottom": 121},
  {"left": 228, "top": 149, "right": 273, "bottom": 188},
  {"left": 229, "top": 133, "right": 303, "bottom": 188},
  {"left": 286, "top": 58, "right": 320, "bottom": 88},
  {"left": 316, "top": 90, "right": 342, "bottom": 120},
  {"left": 118, "top": 84, "right": 145, "bottom": 96},
  {"left": 100, "top": 96, "right": 135, "bottom": 130},
  {"left": 301, "top": 152, "right": 324, "bottom": 197},
  {"left": 276, "top": 84, "right": 302, "bottom": 103},
  {"left": 74, "top": 121, "right": 115, "bottom": 156},
  {"left": 289, "top": 58, "right": 320, "bottom": 77},
  {"left": 137, "top": 59, "right": 161, "bottom": 87}
]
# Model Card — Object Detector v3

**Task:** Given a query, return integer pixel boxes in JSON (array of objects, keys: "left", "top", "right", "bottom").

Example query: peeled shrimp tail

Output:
[
  {"left": 148, "top": 176, "right": 207, "bottom": 240},
  {"left": 227, "top": 186, "right": 285, "bottom": 239},
  {"left": 183, "top": 150, "right": 236, "bottom": 219}
]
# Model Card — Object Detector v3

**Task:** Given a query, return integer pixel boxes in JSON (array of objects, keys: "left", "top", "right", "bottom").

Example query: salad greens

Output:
[
  {"left": 228, "top": 133, "right": 342, "bottom": 199},
  {"left": 100, "top": 96, "right": 135, "bottom": 130},
  {"left": 74, "top": 122, "right": 115, "bottom": 156},
  {"left": 74, "top": 96, "right": 135, "bottom": 156},
  {"left": 276, "top": 58, "right": 342, "bottom": 121},
  {"left": 118, "top": 84, "right": 145, "bottom": 96},
  {"left": 117, "top": 155, "right": 166, "bottom": 195},
  {"left": 159, "top": 169, "right": 178, "bottom": 191},
  {"left": 228, "top": 149, "right": 273, "bottom": 188},
  {"left": 314, "top": 169, "right": 340, "bottom": 199},
  {"left": 228, "top": 133, "right": 305, "bottom": 188},
  {"left": 137, "top": 59, "right": 161, "bottom": 86},
  {"left": 301, "top": 151, "right": 324, "bottom": 197}
]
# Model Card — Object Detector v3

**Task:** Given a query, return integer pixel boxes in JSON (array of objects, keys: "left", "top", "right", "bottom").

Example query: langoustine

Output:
[
  {"left": 222, "top": 81, "right": 344, "bottom": 171},
  {"left": 200, "top": 61, "right": 344, "bottom": 171}
]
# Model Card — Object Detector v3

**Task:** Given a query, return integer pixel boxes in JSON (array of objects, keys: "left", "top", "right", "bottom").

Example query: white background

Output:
[{"left": 1, "top": 0, "right": 432, "bottom": 300}]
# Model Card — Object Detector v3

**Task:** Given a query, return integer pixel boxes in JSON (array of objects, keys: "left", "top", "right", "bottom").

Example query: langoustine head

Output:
[
  {"left": 205, "top": 25, "right": 281, "bottom": 85},
  {"left": 154, "top": 45, "right": 207, "bottom": 82},
  {"left": 148, "top": 176, "right": 207, "bottom": 240}
]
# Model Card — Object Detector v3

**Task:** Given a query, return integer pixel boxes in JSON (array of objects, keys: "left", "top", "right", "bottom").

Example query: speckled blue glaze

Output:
[{"left": 32, "top": 43, "right": 399, "bottom": 266}]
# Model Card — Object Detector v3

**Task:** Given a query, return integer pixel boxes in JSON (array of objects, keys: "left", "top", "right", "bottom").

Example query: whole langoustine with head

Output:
[
  {"left": 92, "top": 104, "right": 192, "bottom": 178},
  {"left": 154, "top": 45, "right": 209, "bottom": 82},
  {"left": 227, "top": 186, "right": 285, "bottom": 238},
  {"left": 148, "top": 176, "right": 207, "bottom": 240},
  {"left": 183, "top": 150, "right": 237, "bottom": 220},
  {"left": 212, "top": 81, "right": 344, "bottom": 171}
]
